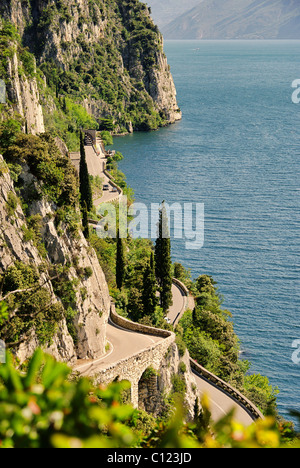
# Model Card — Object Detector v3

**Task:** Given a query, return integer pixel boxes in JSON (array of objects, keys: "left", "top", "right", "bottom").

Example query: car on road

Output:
[
  {"left": 112, "top": 186, "right": 118, "bottom": 192},
  {"left": 103, "top": 184, "right": 110, "bottom": 191}
]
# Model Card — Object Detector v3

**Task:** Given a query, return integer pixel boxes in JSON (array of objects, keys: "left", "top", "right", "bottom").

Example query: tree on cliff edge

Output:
[
  {"left": 142, "top": 251, "right": 158, "bottom": 318},
  {"left": 79, "top": 131, "right": 93, "bottom": 213},
  {"left": 116, "top": 229, "right": 125, "bottom": 290},
  {"left": 155, "top": 203, "right": 173, "bottom": 313}
]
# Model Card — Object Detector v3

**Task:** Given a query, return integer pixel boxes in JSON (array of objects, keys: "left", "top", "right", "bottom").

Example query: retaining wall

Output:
[
  {"left": 92, "top": 304, "right": 175, "bottom": 407},
  {"left": 190, "top": 359, "right": 264, "bottom": 421}
]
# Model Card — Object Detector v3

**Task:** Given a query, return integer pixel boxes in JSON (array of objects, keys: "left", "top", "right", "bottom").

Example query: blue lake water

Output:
[{"left": 112, "top": 40, "right": 300, "bottom": 425}]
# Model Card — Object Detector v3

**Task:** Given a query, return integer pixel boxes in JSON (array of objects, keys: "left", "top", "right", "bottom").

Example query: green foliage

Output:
[
  {"left": 0, "top": 20, "right": 19, "bottom": 42},
  {"left": 79, "top": 131, "right": 93, "bottom": 212},
  {"left": 2, "top": 133, "right": 79, "bottom": 209},
  {"left": 0, "top": 349, "right": 137, "bottom": 448},
  {"left": 5, "top": 191, "right": 18, "bottom": 217},
  {"left": 0, "top": 262, "right": 64, "bottom": 347},
  {"left": 81, "top": 201, "right": 90, "bottom": 239},
  {"left": 155, "top": 203, "right": 172, "bottom": 312},
  {"left": 116, "top": 230, "right": 125, "bottom": 290},
  {"left": 0, "top": 119, "right": 22, "bottom": 151},
  {"left": 178, "top": 274, "right": 279, "bottom": 416},
  {"left": 0, "top": 20, "right": 36, "bottom": 83},
  {"left": 19, "top": 48, "right": 36, "bottom": 77},
  {"left": 142, "top": 251, "right": 158, "bottom": 318},
  {"left": 244, "top": 374, "right": 279, "bottom": 418},
  {"left": 0, "top": 350, "right": 298, "bottom": 448},
  {"left": 100, "top": 130, "right": 113, "bottom": 146},
  {"left": 64, "top": 98, "right": 98, "bottom": 130},
  {"left": 99, "top": 118, "right": 114, "bottom": 132},
  {"left": 22, "top": 214, "right": 47, "bottom": 258}
]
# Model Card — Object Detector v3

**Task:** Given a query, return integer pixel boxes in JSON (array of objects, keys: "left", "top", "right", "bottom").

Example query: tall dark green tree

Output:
[
  {"left": 116, "top": 229, "right": 125, "bottom": 290},
  {"left": 79, "top": 131, "right": 93, "bottom": 213},
  {"left": 155, "top": 203, "right": 173, "bottom": 313},
  {"left": 82, "top": 201, "right": 89, "bottom": 239},
  {"left": 142, "top": 251, "right": 158, "bottom": 318}
]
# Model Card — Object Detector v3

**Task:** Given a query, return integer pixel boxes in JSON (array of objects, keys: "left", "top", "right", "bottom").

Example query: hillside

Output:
[
  {"left": 0, "top": 0, "right": 181, "bottom": 138},
  {"left": 155, "top": 0, "right": 300, "bottom": 40},
  {"left": 0, "top": 0, "right": 182, "bottom": 369},
  {"left": 0, "top": 0, "right": 298, "bottom": 449}
]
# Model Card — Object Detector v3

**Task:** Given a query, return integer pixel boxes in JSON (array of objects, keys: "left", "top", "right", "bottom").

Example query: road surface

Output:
[
  {"left": 75, "top": 282, "right": 256, "bottom": 426},
  {"left": 168, "top": 282, "right": 255, "bottom": 425},
  {"left": 74, "top": 319, "right": 161, "bottom": 377},
  {"left": 193, "top": 370, "right": 254, "bottom": 426},
  {"left": 168, "top": 282, "right": 187, "bottom": 325},
  {"left": 70, "top": 142, "right": 121, "bottom": 206}
]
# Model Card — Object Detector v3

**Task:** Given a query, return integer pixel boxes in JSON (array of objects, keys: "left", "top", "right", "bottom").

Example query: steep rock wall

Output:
[
  {"left": 0, "top": 154, "right": 111, "bottom": 364},
  {"left": 6, "top": 51, "right": 45, "bottom": 134},
  {"left": 0, "top": 0, "right": 182, "bottom": 131}
]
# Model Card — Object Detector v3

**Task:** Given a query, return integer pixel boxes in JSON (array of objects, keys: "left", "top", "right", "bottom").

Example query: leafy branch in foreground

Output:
[{"left": 0, "top": 350, "right": 299, "bottom": 448}]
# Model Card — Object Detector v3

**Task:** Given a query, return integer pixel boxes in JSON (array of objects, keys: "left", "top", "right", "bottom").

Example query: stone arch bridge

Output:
[{"left": 76, "top": 304, "right": 175, "bottom": 409}]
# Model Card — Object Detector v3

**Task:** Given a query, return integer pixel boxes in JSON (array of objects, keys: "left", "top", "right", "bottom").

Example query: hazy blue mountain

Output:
[
  {"left": 146, "top": 0, "right": 201, "bottom": 28},
  {"left": 148, "top": 0, "right": 300, "bottom": 39}
]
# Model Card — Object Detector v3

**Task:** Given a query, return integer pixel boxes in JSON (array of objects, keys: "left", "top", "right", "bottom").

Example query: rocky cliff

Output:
[
  {"left": 6, "top": 50, "right": 45, "bottom": 135},
  {"left": 0, "top": 1, "right": 198, "bottom": 419},
  {"left": 0, "top": 0, "right": 181, "bottom": 133},
  {"left": 0, "top": 145, "right": 111, "bottom": 365},
  {"left": 0, "top": 17, "right": 45, "bottom": 134}
]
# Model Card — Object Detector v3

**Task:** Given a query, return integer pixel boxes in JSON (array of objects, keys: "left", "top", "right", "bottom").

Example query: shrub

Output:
[{"left": 5, "top": 191, "right": 18, "bottom": 217}]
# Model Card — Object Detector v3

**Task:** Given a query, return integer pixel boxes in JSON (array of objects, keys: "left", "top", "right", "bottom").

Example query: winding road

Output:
[
  {"left": 70, "top": 138, "right": 121, "bottom": 206},
  {"left": 75, "top": 281, "right": 256, "bottom": 427},
  {"left": 72, "top": 139, "right": 258, "bottom": 427},
  {"left": 74, "top": 319, "right": 162, "bottom": 377},
  {"left": 169, "top": 282, "right": 255, "bottom": 426}
]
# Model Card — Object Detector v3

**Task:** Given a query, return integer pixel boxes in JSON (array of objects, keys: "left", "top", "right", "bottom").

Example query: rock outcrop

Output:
[
  {"left": 6, "top": 51, "right": 45, "bottom": 135},
  {"left": 0, "top": 154, "right": 111, "bottom": 364},
  {"left": 0, "top": 0, "right": 182, "bottom": 132}
]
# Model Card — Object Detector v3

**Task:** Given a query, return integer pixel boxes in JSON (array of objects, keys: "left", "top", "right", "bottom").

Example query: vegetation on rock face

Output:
[
  {"left": 0, "top": 126, "right": 82, "bottom": 350},
  {"left": 2, "top": 132, "right": 79, "bottom": 209},
  {"left": 0, "top": 0, "right": 179, "bottom": 140},
  {"left": 0, "top": 262, "right": 64, "bottom": 348},
  {"left": 0, "top": 0, "right": 298, "bottom": 450}
]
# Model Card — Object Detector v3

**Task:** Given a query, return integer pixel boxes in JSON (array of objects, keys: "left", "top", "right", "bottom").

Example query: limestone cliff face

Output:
[
  {"left": 6, "top": 52, "right": 45, "bottom": 135},
  {"left": 0, "top": 0, "right": 181, "bottom": 132},
  {"left": 158, "top": 344, "right": 198, "bottom": 421},
  {"left": 0, "top": 154, "right": 111, "bottom": 364},
  {"left": 146, "top": 47, "right": 181, "bottom": 124}
]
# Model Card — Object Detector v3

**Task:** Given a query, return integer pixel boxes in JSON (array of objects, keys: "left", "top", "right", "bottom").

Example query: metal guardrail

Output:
[
  {"left": 190, "top": 359, "right": 264, "bottom": 421},
  {"left": 171, "top": 278, "right": 189, "bottom": 326}
]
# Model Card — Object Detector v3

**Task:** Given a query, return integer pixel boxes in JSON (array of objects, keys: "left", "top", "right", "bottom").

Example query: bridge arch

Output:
[{"left": 138, "top": 367, "right": 159, "bottom": 413}]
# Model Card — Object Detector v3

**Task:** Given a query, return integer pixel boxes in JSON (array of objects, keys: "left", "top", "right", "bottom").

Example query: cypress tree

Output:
[
  {"left": 155, "top": 202, "right": 173, "bottom": 313},
  {"left": 116, "top": 229, "right": 125, "bottom": 290},
  {"left": 79, "top": 131, "right": 93, "bottom": 212},
  {"left": 142, "top": 251, "right": 158, "bottom": 318},
  {"left": 82, "top": 201, "right": 89, "bottom": 239}
]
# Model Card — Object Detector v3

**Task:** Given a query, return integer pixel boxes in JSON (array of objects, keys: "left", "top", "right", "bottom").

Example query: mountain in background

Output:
[
  {"left": 146, "top": 0, "right": 300, "bottom": 40},
  {"left": 146, "top": 0, "right": 201, "bottom": 28}
]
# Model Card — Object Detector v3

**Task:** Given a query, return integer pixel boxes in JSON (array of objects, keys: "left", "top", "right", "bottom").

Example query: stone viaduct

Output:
[{"left": 91, "top": 304, "right": 176, "bottom": 410}]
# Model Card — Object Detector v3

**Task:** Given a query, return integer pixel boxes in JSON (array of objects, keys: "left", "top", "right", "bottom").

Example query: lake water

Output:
[{"left": 112, "top": 40, "right": 300, "bottom": 425}]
